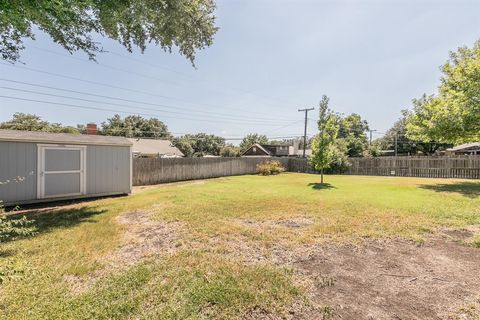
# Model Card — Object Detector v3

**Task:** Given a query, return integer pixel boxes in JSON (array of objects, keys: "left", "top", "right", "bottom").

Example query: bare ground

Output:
[
  {"left": 293, "top": 231, "right": 480, "bottom": 320},
  {"left": 64, "top": 210, "right": 480, "bottom": 319}
]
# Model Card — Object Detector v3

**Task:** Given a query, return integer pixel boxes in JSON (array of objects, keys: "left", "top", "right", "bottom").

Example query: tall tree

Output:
[
  {"left": 310, "top": 95, "right": 339, "bottom": 184},
  {"left": 406, "top": 40, "right": 480, "bottom": 144},
  {"left": 379, "top": 111, "right": 451, "bottom": 155},
  {"left": 337, "top": 113, "right": 369, "bottom": 157},
  {"left": 0, "top": 112, "right": 79, "bottom": 133},
  {"left": 1, "top": 0, "right": 218, "bottom": 64},
  {"left": 100, "top": 115, "right": 171, "bottom": 138},
  {"left": 173, "top": 133, "right": 225, "bottom": 157},
  {"left": 239, "top": 133, "right": 269, "bottom": 152}
]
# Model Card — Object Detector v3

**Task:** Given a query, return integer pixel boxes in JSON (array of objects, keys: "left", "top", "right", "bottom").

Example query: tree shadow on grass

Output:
[
  {"left": 308, "top": 182, "right": 336, "bottom": 190},
  {"left": 419, "top": 182, "right": 480, "bottom": 198},
  {"left": 4, "top": 206, "right": 107, "bottom": 242}
]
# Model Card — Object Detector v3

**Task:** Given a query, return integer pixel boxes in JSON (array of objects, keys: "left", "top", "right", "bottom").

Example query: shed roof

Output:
[
  {"left": 0, "top": 129, "right": 132, "bottom": 146},
  {"left": 127, "top": 138, "right": 184, "bottom": 156},
  {"left": 446, "top": 142, "right": 480, "bottom": 152}
]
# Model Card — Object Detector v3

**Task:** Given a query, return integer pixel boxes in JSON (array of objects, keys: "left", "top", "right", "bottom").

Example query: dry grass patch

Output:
[{"left": 1, "top": 174, "right": 479, "bottom": 319}]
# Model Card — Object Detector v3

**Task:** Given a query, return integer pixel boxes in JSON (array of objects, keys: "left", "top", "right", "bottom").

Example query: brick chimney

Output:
[{"left": 86, "top": 123, "right": 97, "bottom": 135}]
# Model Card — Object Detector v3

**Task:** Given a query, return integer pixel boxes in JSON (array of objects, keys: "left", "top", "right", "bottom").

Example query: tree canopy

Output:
[
  {"left": 375, "top": 111, "right": 451, "bottom": 155},
  {"left": 336, "top": 113, "right": 369, "bottom": 157},
  {"left": 100, "top": 115, "right": 171, "bottom": 138},
  {"left": 1, "top": 0, "right": 218, "bottom": 64},
  {"left": 173, "top": 133, "right": 225, "bottom": 157},
  {"left": 0, "top": 112, "right": 79, "bottom": 133},
  {"left": 239, "top": 133, "right": 269, "bottom": 153},
  {"left": 406, "top": 40, "right": 480, "bottom": 144}
]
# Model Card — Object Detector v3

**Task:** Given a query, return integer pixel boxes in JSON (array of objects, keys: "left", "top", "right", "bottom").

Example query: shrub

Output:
[
  {"left": 0, "top": 202, "right": 36, "bottom": 243},
  {"left": 256, "top": 160, "right": 286, "bottom": 176}
]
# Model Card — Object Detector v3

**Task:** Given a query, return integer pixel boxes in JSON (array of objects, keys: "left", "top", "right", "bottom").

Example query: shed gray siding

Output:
[
  {"left": 0, "top": 142, "right": 131, "bottom": 205},
  {"left": 86, "top": 145, "right": 131, "bottom": 195},
  {"left": 0, "top": 141, "right": 37, "bottom": 204}
]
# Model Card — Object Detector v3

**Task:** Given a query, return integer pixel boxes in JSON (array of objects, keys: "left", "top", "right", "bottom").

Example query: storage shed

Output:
[{"left": 0, "top": 129, "right": 132, "bottom": 205}]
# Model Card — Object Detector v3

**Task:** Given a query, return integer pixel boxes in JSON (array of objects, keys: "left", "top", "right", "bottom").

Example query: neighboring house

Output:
[
  {"left": 446, "top": 142, "right": 480, "bottom": 155},
  {"left": 0, "top": 129, "right": 132, "bottom": 206},
  {"left": 128, "top": 138, "right": 184, "bottom": 158},
  {"left": 242, "top": 143, "right": 311, "bottom": 157}
]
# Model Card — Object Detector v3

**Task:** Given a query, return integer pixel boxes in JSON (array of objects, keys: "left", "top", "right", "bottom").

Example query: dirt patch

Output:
[
  {"left": 114, "top": 211, "right": 185, "bottom": 265},
  {"left": 237, "top": 217, "right": 314, "bottom": 229},
  {"left": 293, "top": 238, "right": 480, "bottom": 320},
  {"left": 65, "top": 211, "right": 185, "bottom": 294}
]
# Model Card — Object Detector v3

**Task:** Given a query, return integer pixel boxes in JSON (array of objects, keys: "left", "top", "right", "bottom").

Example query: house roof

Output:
[
  {"left": 446, "top": 142, "right": 480, "bottom": 152},
  {"left": 241, "top": 143, "right": 271, "bottom": 156},
  {"left": 127, "top": 138, "right": 184, "bottom": 156},
  {"left": 0, "top": 129, "right": 132, "bottom": 146}
]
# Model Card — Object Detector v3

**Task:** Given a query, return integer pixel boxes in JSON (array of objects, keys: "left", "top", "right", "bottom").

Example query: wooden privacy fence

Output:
[
  {"left": 133, "top": 156, "right": 480, "bottom": 186},
  {"left": 133, "top": 157, "right": 291, "bottom": 185},
  {"left": 346, "top": 156, "right": 480, "bottom": 179}
]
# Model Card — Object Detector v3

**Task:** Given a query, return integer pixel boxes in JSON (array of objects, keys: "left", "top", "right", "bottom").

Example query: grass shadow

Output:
[
  {"left": 308, "top": 182, "right": 336, "bottom": 190},
  {"left": 4, "top": 206, "right": 107, "bottom": 241},
  {"left": 419, "top": 182, "right": 480, "bottom": 198}
]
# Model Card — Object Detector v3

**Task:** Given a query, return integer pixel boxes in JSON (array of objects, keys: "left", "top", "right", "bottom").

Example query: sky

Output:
[{"left": 1, "top": 0, "right": 480, "bottom": 142}]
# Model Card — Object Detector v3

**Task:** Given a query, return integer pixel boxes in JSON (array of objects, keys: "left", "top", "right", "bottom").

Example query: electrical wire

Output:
[
  {"left": 0, "top": 95, "right": 295, "bottom": 126},
  {"left": 0, "top": 86, "right": 292, "bottom": 124}
]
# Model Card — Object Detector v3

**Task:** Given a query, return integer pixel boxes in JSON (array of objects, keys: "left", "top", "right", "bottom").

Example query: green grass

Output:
[{"left": 0, "top": 173, "right": 479, "bottom": 319}]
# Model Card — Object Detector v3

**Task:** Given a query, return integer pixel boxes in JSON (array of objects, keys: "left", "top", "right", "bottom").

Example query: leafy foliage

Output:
[
  {"left": 239, "top": 133, "right": 269, "bottom": 153},
  {"left": 336, "top": 113, "right": 369, "bottom": 157},
  {"left": 0, "top": 204, "right": 36, "bottom": 243},
  {"left": 173, "top": 133, "right": 225, "bottom": 157},
  {"left": 326, "top": 139, "right": 350, "bottom": 174},
  {"left": 100, "top": 114, "right": 171, "bottom": 138},
  {"left": 1, "top": 0, "right": 218, "bottom": 64},
  {"left": 0, "top": 112, "right": 79, "bottom": 133},
  {"left": 256, "top": 160, "right": 285, "bottom": 176},
  {"left": 406, "top": 40, "right": 480, "bottom": 144},
  {"left": 376, "top": 111, "right": 451, "bottom": 155},
  {"left": 219, "top": 144, "right": 240, "bottom": 157},
  {"left": 310, "top": 96, "right": 339, "bottom": 183}
]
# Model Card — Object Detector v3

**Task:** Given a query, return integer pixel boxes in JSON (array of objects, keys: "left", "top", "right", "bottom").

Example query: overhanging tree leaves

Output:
[
  {"left": 1, "top": 0, "right": 218, "bottom": 64},
  {"left": 406, "top": 40, "right": 480, "bottom": 144},
  {"left": 310, "top": 95, "right": 339, "bottom": 184}
]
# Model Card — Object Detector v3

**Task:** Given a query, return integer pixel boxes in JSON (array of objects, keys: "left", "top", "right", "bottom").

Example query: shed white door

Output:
[{"left": 37, "top": 145, "right": 86, "bottom": 199}]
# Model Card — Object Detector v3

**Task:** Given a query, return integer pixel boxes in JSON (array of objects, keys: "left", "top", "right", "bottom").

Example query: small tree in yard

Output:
[{"left": 310, "top": 95, "right": 339, "bottom": 184}]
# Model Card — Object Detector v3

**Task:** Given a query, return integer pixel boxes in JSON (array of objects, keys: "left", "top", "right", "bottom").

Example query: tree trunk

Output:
[{"left": 320, "top": 168, "right": 324, "bottom": 184}]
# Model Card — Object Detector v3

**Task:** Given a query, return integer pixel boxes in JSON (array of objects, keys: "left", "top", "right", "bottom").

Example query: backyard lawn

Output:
[{"left": 1, "top": 173, "right": 479, "bottom": 319}]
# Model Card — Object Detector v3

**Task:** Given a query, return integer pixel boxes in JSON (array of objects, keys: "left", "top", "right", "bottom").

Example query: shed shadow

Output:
[
  {"left": 419, "top": 182, "right": 480, "bottom": 198},
  {"left": 308, "top": 182, "right": 336, "bottom": 190}
]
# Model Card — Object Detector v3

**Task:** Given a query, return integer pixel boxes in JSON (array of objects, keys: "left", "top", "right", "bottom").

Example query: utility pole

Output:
[
  {"left": 369, "top": 129, "right": 377, "bottom": 145},
  {"left": 298, "top": 107, "right": 315, "bottom": 158}
]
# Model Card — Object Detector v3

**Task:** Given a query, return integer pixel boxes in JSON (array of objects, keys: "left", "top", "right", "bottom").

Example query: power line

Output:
[
  {"left": 0, "top": 86, "right": 291, "bottom": 124},
  {"left": 0, "top": 63, "right": 290, "bottom": 118},
  {"left": 0, "top": 95, "right": 295, "bottom": 126},
  {"left": 0, "top": 79, "right": 292, "bottom": 122},
  {"left": 30, "top": 45, "right": 299, "bottom": 109}
]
